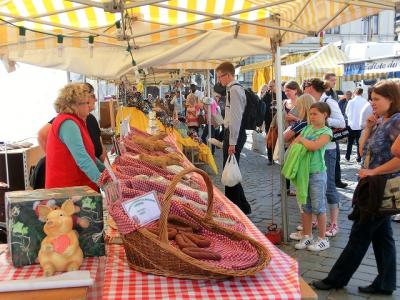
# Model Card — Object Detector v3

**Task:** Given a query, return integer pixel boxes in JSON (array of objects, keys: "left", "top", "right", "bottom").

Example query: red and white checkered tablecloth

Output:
[
  {"left": 101, "top": 133, "right": 301, "bottom": 299},
  {"left": 0, "top": 244, "right": 105, "bottom": 300},
  {"left": 102, "top": 183, "right": 301, "bottom": 300}
]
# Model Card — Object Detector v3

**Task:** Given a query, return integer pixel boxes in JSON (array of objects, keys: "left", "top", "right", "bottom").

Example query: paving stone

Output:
[
  {"left": 200, "top": 133, "right": 400, "bottom": 298},
  {"left": 329, "top": 288, "right": 369, "bottom": 300},
  {"left": 302, "top": 270, "right": 327, "bottom": 280}
]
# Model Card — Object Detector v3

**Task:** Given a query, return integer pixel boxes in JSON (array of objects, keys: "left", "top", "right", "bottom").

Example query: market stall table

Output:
[
  {"left": 102, "top": 182, "right": 302, "bottom": 299},
  {"left": 0, "top": 244, "right": 105, "bottom": 300}
]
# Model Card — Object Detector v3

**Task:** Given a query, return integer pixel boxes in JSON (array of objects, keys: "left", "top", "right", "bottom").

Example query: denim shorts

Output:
[
  {"left": 302, "top": 171, "right": 327, "bottom": 215},
  {"left": 324, "top": 148, "right": 340, "bottom": 205}
]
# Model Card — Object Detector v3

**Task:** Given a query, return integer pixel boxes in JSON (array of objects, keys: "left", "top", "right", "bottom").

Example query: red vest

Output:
[{"left": 45, "top": 113, "right": 98, "bottom": 191}]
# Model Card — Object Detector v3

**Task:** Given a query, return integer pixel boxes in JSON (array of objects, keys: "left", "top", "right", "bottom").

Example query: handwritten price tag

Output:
[{"left": 122, "top": 191, "right": 161, "bottom": 226}]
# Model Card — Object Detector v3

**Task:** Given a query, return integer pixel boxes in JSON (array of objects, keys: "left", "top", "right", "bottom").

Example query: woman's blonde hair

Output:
[
  {"left": 296, "top": 93, "right": 315, "bottom": 123},
  {"left": 54, "top": 83, "right": 91, "bottom": 114}
]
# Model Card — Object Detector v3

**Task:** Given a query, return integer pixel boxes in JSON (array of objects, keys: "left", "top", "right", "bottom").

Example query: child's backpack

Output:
[{"left": 230, "top": 84, "right": 266, "bottom": 130}]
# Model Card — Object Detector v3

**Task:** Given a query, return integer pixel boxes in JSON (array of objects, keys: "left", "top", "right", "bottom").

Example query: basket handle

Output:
[{"left": 159, "top": 167, "right": 214, "bottom": 243}]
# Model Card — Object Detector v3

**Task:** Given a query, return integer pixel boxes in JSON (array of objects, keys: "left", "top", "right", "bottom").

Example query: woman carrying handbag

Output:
[{"left": 313, "top": 80, "right": 400, "bottom": 295}]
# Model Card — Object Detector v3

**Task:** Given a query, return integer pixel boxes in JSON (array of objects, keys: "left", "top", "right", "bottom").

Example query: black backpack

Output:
[{"left": 230, "top": 84, "right": 266, "bottom": 130}]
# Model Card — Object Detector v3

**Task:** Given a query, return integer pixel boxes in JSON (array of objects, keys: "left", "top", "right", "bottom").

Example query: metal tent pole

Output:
[
  {"left": 4, "top": 142, "right": 9, "bottom": 187},
  {"left": 206, "top": 71, "right": 212, "bottom": 149},
  {"left": 273, "top": 40, "right": 289, "bottom": 242},
  {"left": 97, "top": 79, "right": 101, "bottom": 120}
]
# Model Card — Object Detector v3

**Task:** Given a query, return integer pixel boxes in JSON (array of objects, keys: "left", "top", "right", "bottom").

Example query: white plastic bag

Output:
[
  {"left": 251, "top": 130, "right": 267, "bottom": 155},
  {"left": 273, "top": 142, "right": 279, "bottom": 163},
  {"left": 221, "top": 155, "right": 242, "bottom": 187}
]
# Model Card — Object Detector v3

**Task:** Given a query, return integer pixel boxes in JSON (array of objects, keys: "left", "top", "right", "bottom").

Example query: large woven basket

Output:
[{"left": 121, "top": 167, "right": 271, "bottom": 279}]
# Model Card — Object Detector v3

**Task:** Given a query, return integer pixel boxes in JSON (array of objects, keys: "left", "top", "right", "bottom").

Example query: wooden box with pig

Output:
[{"left": 5, "top": 186, "right": 105, "bottom": 267}]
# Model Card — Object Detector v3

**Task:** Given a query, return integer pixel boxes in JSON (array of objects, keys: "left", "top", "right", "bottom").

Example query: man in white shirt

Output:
[
  {"left": 345, "top": 88, "right": 368, "bottom": 162},
  {"left": 216, "top": 62, "right": 251, "bottom": 215}
]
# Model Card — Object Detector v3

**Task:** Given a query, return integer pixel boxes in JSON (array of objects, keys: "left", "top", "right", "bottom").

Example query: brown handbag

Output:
[
  {"left": 364, "top": 147, "right": 400, "bottom": 215},
  {"left": 266, "top": 126, "right": 278, "bottom": 149}
]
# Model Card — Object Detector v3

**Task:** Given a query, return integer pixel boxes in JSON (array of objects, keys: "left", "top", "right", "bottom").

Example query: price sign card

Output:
[{"left": 122, "top": 191, "right": 161, "bottom": 226}]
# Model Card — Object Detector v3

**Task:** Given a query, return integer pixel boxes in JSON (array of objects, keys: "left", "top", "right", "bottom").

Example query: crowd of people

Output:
[
  {"left": 206, "top": 63, "right": 398, "bottom": 295},
  {"left": 34, "top": 63, "right": 399, "bottom": 296}
]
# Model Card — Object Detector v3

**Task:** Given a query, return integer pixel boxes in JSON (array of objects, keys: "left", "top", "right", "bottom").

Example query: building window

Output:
[
  {"left": 325, "top": 26, "right": 340, "bottom": 34},
  {"left": 363, "top": 14, "right": 379, "bottom": 35}
]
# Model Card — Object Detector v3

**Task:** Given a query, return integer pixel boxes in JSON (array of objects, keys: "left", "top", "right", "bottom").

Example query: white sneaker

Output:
[
  {"left": 307, "top": 237, "right": 330, "bottom": 252},
  {"left": 325, "top": 224, "right": 338, "bottom": 237},
  {"left": 208, "top": 138, "right": 223, "bottom": 148},
  {"left": 289, "top": 231, "right": 303, "bottom": 241},
  {"left": 294, "top": 235, "right": 313, "bottom": 250}
]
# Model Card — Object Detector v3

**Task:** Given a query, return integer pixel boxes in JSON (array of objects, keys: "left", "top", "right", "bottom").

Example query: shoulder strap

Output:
[{"left": 227, "top": 83, "right": 243, "bottom": 104}]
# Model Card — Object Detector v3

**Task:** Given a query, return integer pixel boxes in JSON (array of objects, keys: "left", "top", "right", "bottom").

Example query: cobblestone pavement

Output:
[{"left": 199, "top": 131, "right": 400, "bottom": 300}]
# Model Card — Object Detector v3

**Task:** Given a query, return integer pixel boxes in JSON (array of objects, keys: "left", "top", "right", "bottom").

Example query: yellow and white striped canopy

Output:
[
  {"left": 281, "top": 43, "right": 348, "bottom": 79},
  {"left": 0, "top": 0, "right": 392, "bottom": 78}
]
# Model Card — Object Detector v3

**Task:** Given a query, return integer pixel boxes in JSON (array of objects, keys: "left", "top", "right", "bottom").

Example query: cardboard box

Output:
[{"left": 6, "top": 186, "right": 105, "bottom": 267}]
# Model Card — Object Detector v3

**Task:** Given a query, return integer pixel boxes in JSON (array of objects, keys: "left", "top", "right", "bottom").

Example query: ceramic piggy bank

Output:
[{"left": 38, "top": 200, "right": 83, "bottom": 276}]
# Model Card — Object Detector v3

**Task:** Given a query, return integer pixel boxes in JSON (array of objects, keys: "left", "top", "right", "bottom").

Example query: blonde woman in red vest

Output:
[{"left": 45, "top": 83, "right": 104, "bottom": 191}]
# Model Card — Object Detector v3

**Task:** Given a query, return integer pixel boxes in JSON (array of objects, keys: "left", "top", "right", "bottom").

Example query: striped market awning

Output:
[
  {"left": 281, "top": 43, "right": 348, "bottom": 79},
  {"left": 296, "top": 43, "right": 348, "bottom": 78},
  {"left": 0, "top": 0, "right": 392, "bottom": 78}
]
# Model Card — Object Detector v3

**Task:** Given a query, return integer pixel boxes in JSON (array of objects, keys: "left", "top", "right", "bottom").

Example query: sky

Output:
[{"left": 0, "top": 62, "right": 67, "bottom": 142}]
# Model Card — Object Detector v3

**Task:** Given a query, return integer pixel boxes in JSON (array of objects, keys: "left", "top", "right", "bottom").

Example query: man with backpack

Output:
[{"left": 216, "top": 62, "right": 251, "bottom": 215}]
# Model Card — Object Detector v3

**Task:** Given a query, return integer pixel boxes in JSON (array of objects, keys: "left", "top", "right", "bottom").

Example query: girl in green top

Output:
[{"left": 294, "top": 102, "right": 333, "bottom": 252}]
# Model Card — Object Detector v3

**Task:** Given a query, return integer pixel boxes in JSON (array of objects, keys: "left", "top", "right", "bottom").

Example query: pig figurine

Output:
[{"left": 38, "top": 200, "right": 83, "bottom": 276}]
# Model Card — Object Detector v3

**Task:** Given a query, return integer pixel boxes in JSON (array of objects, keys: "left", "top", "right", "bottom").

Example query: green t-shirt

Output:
[{"left": 300, "top": 124, "right": 333, "bottom": 174}]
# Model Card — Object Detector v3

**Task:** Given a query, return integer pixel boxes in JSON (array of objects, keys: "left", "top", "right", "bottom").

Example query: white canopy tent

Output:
[{"left": 4, "top": 30, "right": 270, "bottom": 80}]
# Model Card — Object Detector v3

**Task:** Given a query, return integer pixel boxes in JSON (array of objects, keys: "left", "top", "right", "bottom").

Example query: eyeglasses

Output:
[{"left": 78, "top": 101, "right": 90, "bottom": 106}]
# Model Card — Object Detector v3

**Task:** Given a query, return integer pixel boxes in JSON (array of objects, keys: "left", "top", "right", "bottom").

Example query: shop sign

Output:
[{"left": 365, "top": 58, "right": 400, "bottom": 74}]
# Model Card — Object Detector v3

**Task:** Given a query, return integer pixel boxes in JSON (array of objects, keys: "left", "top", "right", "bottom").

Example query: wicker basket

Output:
[{"left": 121, "top": 167, "right": 271, "bottom": 279}]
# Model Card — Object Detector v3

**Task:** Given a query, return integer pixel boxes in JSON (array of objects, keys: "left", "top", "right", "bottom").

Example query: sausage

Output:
[
  {"left": 184, "top": 232, "right": 211, "bottom": 248},
  {"left": 175, "top": 233, "right": 197, "bottom": 249},
  {"left": 168, "top": 223, "right": 193, "bottom": 233},
  {"left": 167, "top": 215, "right": 201, "bottom": 232},
  {"left": 146, "top": 227, "right": 177, "bottom": 240},
  {"left": 181, "top": 247, "right": 221, "bottom": 261}
]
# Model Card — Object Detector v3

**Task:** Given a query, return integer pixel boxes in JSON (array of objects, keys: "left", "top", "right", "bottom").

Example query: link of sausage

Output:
[
  {"left": 175, "top": 233, "right": 197, "bottom": 249},
  {"left": 168, "top": 215, "right": 201, "bottom": 232},
  {"left": 181, "top": 247, "right": 221, "bottom": 261},
  {"left": 184, "top": 232, "right": 211, "bottom": 248},
  {"left": 168, "top": 224, "right": 193, "bottom": 233}
]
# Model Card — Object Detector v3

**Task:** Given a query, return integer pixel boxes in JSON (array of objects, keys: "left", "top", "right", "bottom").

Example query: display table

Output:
[
  {"left": 0, "top": 245, "right": 105, "bottom": 300},
  {"left": 100, "top": 123, "right": 311, "bottom": 299},
  {"left": 115, "top": 107, "right": 218, "bottom": 174},
  {"left": 103, "top": 178, "right": 302, "bottom": 299}
]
